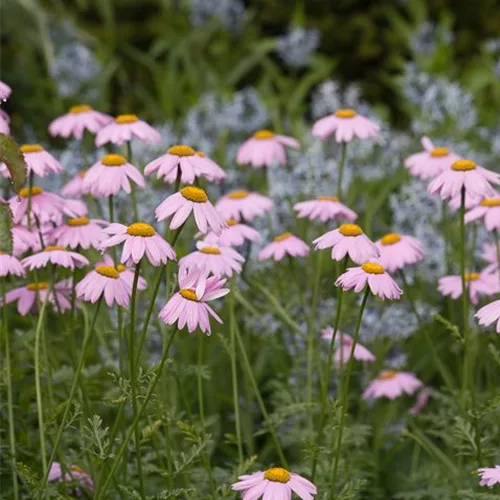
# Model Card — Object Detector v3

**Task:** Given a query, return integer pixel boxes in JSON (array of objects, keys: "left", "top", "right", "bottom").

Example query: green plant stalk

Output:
[
  {"left": 41, "top": 298, "right": 103, "bottom": 492},
  {"left": 108, "top": 195, "right": 114, "bottom": 223},
  {"left": 197, "top": 334, "right": 206, "bottom": 425},
  {"left": 330, "top": 287, "right": 370, "bottom": 494},
  {"left": 2, "top": 281, "right": 18, "bottom": 500},
  {"left": 337, "top": 142, "right": 348, "bottom": 198}
]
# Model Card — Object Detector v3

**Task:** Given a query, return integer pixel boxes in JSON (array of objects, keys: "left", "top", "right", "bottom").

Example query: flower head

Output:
[
  {"left": 237, "top": 130, "right": 300, "bottom": 168},
  {"left": 0, "top": 252, "right": 25, "bottom": 277},
  {"left": 95, "top": 114, "right": 161, "bottom": 146},
  {"left": 312, "top": 108, "right": 379, "bottom": 142},
  {"left": 478, "top": 466, "right": 500, "bottom": 488},
  {"left": 0, "top": 80, "right": 12, "bottom": 101},
  {"left": 48, "top": 462, "right": 94, "bottom": 495},
  {"left": 50, "top": 216, "right": 108, "bottom": 250},
  {"left": 375, "top": 233, "right": 424, "bottom": 272},
  {"left": 465, "top": 194, "right": 500, "bottom": 231},
  {"left": 61, "top": 170, "right": 87, "bottom": 198},
  {"left": 21, "top": 246, "right": 89, "bottom": 271},
  {"left": 294, "top": 196, "right": 357, "bottom": 223},
  {"left": 322, "top": 328, "right": 375, "bottom": 365},
  {"left": 20, "top": 144, "right": 62, "bottom": 177},
  {"left": 363, "top": 370, "right": 422, "bottom": 400},
  {"left": 313, "top": 223, "right": 379, "bottom": 264},
  {"left": 215, "top": 190, "right": 274, "bottom": 222},
  {"left": 258, "top": 232, "right": 309, "bottom": 261},
  {"left": 438, "top": 272, "right": 496, "bottom": 305},
  {"left": 203, "top": 219, "right": 261, "bottom": 248},
  {"left": 9, "top": 187, "right": 66, "bottom": 224},
  {"left": 11, "top": 224, "right": 42, "bottom": 255},
  {"left": 49, "top": 104, "right": 112, "bottom": 140},
  {"left": 100, "top": 255, "right": 147, "bottom": 291},
  {"left": 232, "top": 467, "right": 317, "bottom": 500}
]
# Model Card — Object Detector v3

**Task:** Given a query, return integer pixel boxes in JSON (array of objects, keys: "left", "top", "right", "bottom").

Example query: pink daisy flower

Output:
[
  {"left": 363, "top": 370, "right": 422, "bottom": 400},
  {"left": 99, "top": 222, "right": 176, "bottom": 267},
  {"left": 404, "top": 137, "right": 459, "bottom": 180},
  {"left": 22, "top": 246, "right": 89, "bottom": 271},
  {"left": 0, "top": 114, "right": 9, "bottom": 135},
  {"left": 82, "top": 154, "right": 145, "bottom": 197},
  {"left": 237, "top": 130, "right": 300, "bottom": 168},
  {"left": 476, "top": 299, "right": 500, "bottom": 332},
  {"left": 195, "top": 150, "right": 226, "bottom": 182},
  {"left": 50, "top": 216, "right": 108, "bottom": 250},
  {"left": 18, "top": 144, "right": 62, "bottom": 177},
  {"left": 100, "top": 255, "right": 147, "bottom": 291},
  {"left": 95, "top": 114, "right": 162, "bottom": 146},
  {"left": 9, "top": 186, "right": 65, "bottom": 224},
  {"left": 0, "top": 252, "right": 25, "bottom": 277},
  {"left": 465, "top": 194, "right": 500, "bottom": 231},
  {"left": 478, "top": 466, "right": 500, "bottom": 488},
  {"left": 179, "top": 241, "right": 244, "bottom": 278},
  {"left": 408, "top": 387, "right": 431, "bottom": 415},
  {"left": 294, "top": 196, "right": 357, "bottom": 223},
  {"left": 258, "top": 232, "right": 310, "bottom": 261},
  {"left": 312, "top": 108, "right": 379, "bottom": 142},
  {"left": 427, "top": 159, "right": 500, "bottom": 200},
  {"left": 438, "top": 272, "right": 497, "bottom": 305},
  {"left": 155, "top": 186, "right": 226, "bottom": 235},
  {"left": 61, "top": 170, "right": 87, "bottom": 198},
  {"left": 76, "top": 264, "right": 132, "bottom": 307},
  {"left": 11, "top": 224, "right": 41, "bottom": 255},
  {"left": 313, "top": 223, "right": 379, "bottom": 264},
  {"left": 336, "top": 261, "right": 402, "bottom": 300},
  {"left": 375, "top": 233, "right": 424, "bottom": 272},
  {"left": 481, "top": 243, "right": 500, "bottom": 274},
  {"left": 203, "top": 219, "right": 261, "bottom": 248},
  {"left": 48, "top": 462, "right": 94, "bottom": 495},
  {"left": 0, "top": 80, "right": 12, "bottom": 101},
  {"left": 322, "top": 328, "right": 375, "bottom": 364},
  {"left": 1, "top": 281, "right": 71, "bottom": 315},
  {"left": 158, "top": 266, "right": 229, "bottom": 334},
  {"left": 49, "top": 104, "right": 112, "bottom": 140},
  {"left": 215, "top": 190, "right": 274, "bottom": 222},
  {"left": 232, "top": 467, "right": 317, "bottom": 500}
]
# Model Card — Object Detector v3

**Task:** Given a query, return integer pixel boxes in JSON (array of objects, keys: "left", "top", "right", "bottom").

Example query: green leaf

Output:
[
  {"left": 0, "top": 201, "right": 13, "bottom": 254},
  {"left": 0, "top": 134, "right": 27, "bottom": 194}
]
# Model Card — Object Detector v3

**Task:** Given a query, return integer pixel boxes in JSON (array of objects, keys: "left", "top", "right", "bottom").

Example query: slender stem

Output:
[
  {"left": 337, "top": 142, "right": 348, "bottom": 198},
  {"left": 41, "top": 299, "right": 103, "bottom": 492},
  {"left": 234, "top": 321, "right": 288, "bottom": 467},
  {"left": 2, "top": 281, "right": 18, "bottom": 499},
  {"left": 197, "top": 334, "right": 205, "bottom": 425},
  {"left": 330, "top": 287, "right": 370, "bottom": 494},
  {"left": 108, "top": 195, "right": 114, "bottom": 223}
]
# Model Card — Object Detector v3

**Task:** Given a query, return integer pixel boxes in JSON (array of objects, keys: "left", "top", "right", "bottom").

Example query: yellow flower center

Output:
[
  {"left": 115, "top": 114, "right": 139, "bottom": 124},
  {"left": 451, "top": 159, "right": 476, "bottom": 171},
  {"left": 20, "top": 144, "right": 43, "bottom": 154},
  {"left": 44, "top": 246, "right": 65, "bottom": 252},
  {"left": 380, "top": 233, "right": 401, "bottom": 246},
  {"left": 200, "top": 246, "right": 221, "bottom": 255},
  {"left": 95, "top": 265, "right": 119, "bottom": 279},
  {"left": 70, "top": 104, "right": 91, "bottom": 114},
  {"left": 180, "top": 186, "right": 208, "bottom": 203},
  {"left": 196, "top": 151, "right": 206, "bottom": 157},
  {"left": 116, "top": 264, "right": 126, "bottom": 273},
  {"left": 19, "top": 186, "right": 43, "bottom": 198},
  {"left": 67, "top": 216, "right": 90, "bottom": 227},
  {"left": 167, "top": 145, "right": 195, "bottom": 157},
  {"left": 126, "top": 223, "right": 156, "bottom": 237},
  {"left": 335, "top": 109, "right": 357, "bottom": 119},
  {"left": 27, "top": 282, "right": 49, "bottom": 291},
  {"left": 430, "top": 147, "right": 450, "bottom": 157},
  {"left": 227, "top": 190, "right": 250, "bottom": 200},
  {"left": 274, "top": 232, "right": 292, "bottom": 242},
  {"left": 481, "top": 198, "right": 500, "bottom": 207},
  {"left": 339, "top": 223, "right": 362, "bottom": 237},
  {"left": 180, "top": 288, "right": 198, "bottom": 301},
  {"left": 70, "top": 466, "right": 85, "bottom": 474},
  {"left": 379, "top": 370, "right": 398, "bottom": 380},
  {"left": 253, "top": 130, "right": 275, "bottom": 139},
  {"left": 226, "top": 219, "right": 238, "bottom": 226},
  {"left": 362, "top": 262, "right": 385, "bottom": 274},
  {"left": 318, "top": 195, "right": 339, "bottom": 202},
  {"left": 101, "top": 154, "right": 127, "bottom": 167},
  {"left": 263, "top": 467, "right": 290, "bottom": 483},
  {"left": 465, "top": 273, "right": 481, "bottom": 281}
]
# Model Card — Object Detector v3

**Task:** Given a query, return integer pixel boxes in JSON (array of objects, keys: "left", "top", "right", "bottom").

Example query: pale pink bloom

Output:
[
  {"left": 179, "top": 241, "right": 244, "bottom": 278},
  {"left": 9, "top": 186, "right": 65, "bottom": 224},
  {"left": 427, "top": 159, "right": 500, "bottom": 200},
  {"left": 0, "top": 253, "right": 25, "bottom": 277},
  {"left": 313, "top": 223, "right": 379, "bottom": 264},
  {"left": 336, "top": 261, "right": 402, "bottom": 300},
  {"left": 258, "top": 232, "right": 309, "bottom": 261},
  {"left": 99, "top": 222, "right": 176, "bottom": 267},
  {"left": 158, "top": 266, "right": 230, "bottom": 334},
  {"left": 61, "top": 199, "right": 88, "bottom": 220},
  {"left": 215, "top": 190, "right": 274, "bottom": 222},
  {"left": 237, "top": 130, "right": 300, "bottom": 168},
  {"left": 232, "top": 468, "right": 317, "bottom": 500},
  {"left": 76, "top": 265, "right": 132, "bottom": 307},
  {"left": 404, "top": 137, "right": 459, "bottom": 180},
  {"left": 95, "top": 114, "right": 161, "bottom": 146},
  {"left": 438, "top": 272, "right": 497, "bottom": 305},
  {"left": 61, "top": 170, "right": 87, "bottom": 198},
  {"left": 448, "top": 191, "right": 482, "bottom": 212},
  {"left": 409, "top": 387, "right": 431, "bottom": 415},
  {"left": 476, "top": 299, "right": 500, "bottom": 332},
  {"left": 12, "top": 224, "right": 47, "bottom": 255},
  {"left": 1, "top": 280, "right": 72, "bottom": 315},
  {"left": 0, "top": 162, "right": 8, "bottom": 178},
  {"left": 195, "top": 151, "right": 226, "bottom": 182},
  {"left": 22, "top": 246, "right": 89, "bottom": 271},
  {"left": 294, "top": 196, "right": 357, "bottom": 222},
  {"left": 312, "top": 108, "right": 379, "bottom": 142},
  {"left": 0, "top": 80, "right": 12, "bottom": 101},
  {"left": 363, "top": 370, "right": 422, "bottom": 400},
  {"left": 322, "top": 328, "right": 375, "bottom": 364},
  {"left": 478, "top": 466, "right": 500, "bottom": 488},
  {"left": 48, "top": 462, "right": 94, "bottom": 495},
  {"left": 49, "top": 104, "right": 112, "bottom": 140},
  {"left": 101, "top": 255, "right": 147, "bottom": 291},
  {"left": 465, "top": 194, "right": 500, "bottom": 231},
  {"left": 50, "top": 216, "right": 108, "bottom": 250},
  {"left": 481, "top": 243, "right": 500, "bottom": 274},
  {"left": 0, "top": 115, "right": 9, "bottom": 135},
  {"left": 203, "top": 219, "right": 261, "bottom": 248},
  {"left": 19, "top": 144, "right": 62, "bottom": 177},
  {"left": 82, "top": 154, "right": 145, "bottom": 197},
  {"left": 375, "top": 233, "right": 424, "bottom": 272},
  {"left": 155, "top": 186, "right": 226, "bottom": 235}
]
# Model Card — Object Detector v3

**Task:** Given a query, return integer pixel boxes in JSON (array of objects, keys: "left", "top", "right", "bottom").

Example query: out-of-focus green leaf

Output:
[
  {"left": 0, "top": 201, "right": 13, "bottom": 254},
  {"left": 0, "top": 134, "right": 27, "bottom": 194}
]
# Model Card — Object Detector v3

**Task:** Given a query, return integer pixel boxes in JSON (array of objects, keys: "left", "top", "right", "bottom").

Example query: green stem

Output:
[
  {"left": 197, "top": 333, "right": 206, "bottom": 426},
  {"left": 460, "top": 187, "right": 470, "bottom": 405},
  {"left": 337, "top": 142, "right": 348, "bottom": 198},
  {"left": 108, "top": 195, "right": 114, "bottom": 223}
]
